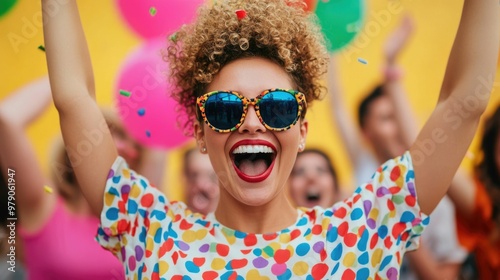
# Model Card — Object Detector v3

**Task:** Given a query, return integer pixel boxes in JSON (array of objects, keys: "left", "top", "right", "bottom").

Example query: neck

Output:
[
  {"left": 214, "top": 190, "right": 297, "bottom": 234},
  {"left": 374, "top": 150, "right": 387, "bottom": 164},
  {"left": 370, "top": 144, "right": 392, "bottom": 163},
  {"left": 64, "top": 194, "right": 93, "bottom": 216}
]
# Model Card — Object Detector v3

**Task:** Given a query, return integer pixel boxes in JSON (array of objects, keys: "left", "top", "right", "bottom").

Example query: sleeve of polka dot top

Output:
[
  {"left": 330, "top": 151, "right": 429, "bottom": 254},
  {"left": 96, "top": 156, "right": 179, "bottom": 256}
]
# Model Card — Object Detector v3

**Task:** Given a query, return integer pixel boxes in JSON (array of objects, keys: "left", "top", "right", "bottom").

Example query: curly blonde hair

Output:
[{"left": 166, "top": 0, "right": 329, "bottom": 134}]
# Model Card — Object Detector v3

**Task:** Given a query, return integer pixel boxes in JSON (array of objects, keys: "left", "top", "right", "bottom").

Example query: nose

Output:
[
  {"left": 305, "top": 171, "right": 316, "bottom": 182},
  {"left": 238, "top": 105, "right": 266, "bottom": 134}
]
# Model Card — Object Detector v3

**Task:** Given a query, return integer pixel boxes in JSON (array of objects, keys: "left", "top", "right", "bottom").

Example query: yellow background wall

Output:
[{"left": 1, "top": 0, "right": 499, "bottom": 200}]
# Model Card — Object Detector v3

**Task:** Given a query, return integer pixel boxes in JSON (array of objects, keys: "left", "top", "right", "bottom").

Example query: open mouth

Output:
[
  {"left": 192, "top": 190, "right": 210, "bottom": 211},
  {"left": 230, "top": 142, "right": 276, "bottom": 183},
  {"left": 306, "top": 189, "right": 321, "bottom": 203}
]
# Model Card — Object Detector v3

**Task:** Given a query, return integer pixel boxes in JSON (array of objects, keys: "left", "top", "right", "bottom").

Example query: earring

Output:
[
  {"left": 202, "top": 147, "right": 207, "bottom": 153},
  {"left": 299, "top": 143, "right": 304, "bottom": 151}
]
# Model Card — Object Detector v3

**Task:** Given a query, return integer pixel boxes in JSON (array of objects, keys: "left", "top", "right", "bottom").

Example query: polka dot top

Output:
[{"left": 97, "top": 151, "right": 429, "bottom": 280}]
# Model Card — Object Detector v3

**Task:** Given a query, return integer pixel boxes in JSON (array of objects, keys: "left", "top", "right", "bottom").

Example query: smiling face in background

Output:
[
  {"left": 183, "top": 148, "right": 219, "bottom": 215},
  {"left": 362, "top": 96, "right": 405, "bottom": 160},
  {"left": 289, "top": 150, "right": 338, "bottom": 209},
  {"left": 101, "top": 108, "right": 142, "bottom": 169},
  {"left": 195, "top": 57, "right": 307, "bottom": 211}
]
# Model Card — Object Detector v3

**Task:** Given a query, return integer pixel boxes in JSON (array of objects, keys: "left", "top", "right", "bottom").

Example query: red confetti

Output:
[{"left": 235, "top": 9, "right": 246, "bottom": 20}]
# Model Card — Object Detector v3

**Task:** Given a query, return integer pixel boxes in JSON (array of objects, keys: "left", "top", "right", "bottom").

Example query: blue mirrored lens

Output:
[
  {"left": 259, "top": 91, "right": 298, "bottom": 128},
  {"left": 205, "top": 92, "right": 243, "bottom": 130}
]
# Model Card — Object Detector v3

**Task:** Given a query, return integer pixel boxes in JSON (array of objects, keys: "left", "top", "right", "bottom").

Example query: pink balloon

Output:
[
  {"left": 114, "top": 38, "right": 190, "bottom": 149},
  {"left": 115, "top": 0, "right": 204, "bottom": 39}
]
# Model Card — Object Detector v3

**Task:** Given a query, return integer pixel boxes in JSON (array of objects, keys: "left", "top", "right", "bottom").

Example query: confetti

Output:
[
  {"left": 137, "top": 108, "right": 146, "bottom": 116},
  {"left": 357, "top": 58, "right": 368, "bottom": 65},
  {"left": 169, "top": 32, "right": 178, "bottom": 43},
  {"left": 44, "top": 185, "right": 53, "bottom": 194},
  {"left": 146, "top": 130, "right": 151, "bottom": 137},
  {"left": 235, "top": 9, "right": 247, "bottom": 20},
  {"left": 38, "top": 45, "right": 45, "bottom": 52},
  {"left": 119, "top": 90, "right": 131, "bottom": 97},
  {"left": 150, "top": 7, "right": 157, "bottom": 16}
]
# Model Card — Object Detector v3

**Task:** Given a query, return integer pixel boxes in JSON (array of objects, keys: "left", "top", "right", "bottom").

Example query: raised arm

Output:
[
  {"left": 327, "top": 55, "right": 365, "bottom": 166},
  {"left": 42, "top": 0, "right": 117, "bottom": 215},
  {"left": 383, "top": 16, "right": 419, "bottom": 148},
  {"left": 0, "top": 77, "right": 55, "bottom": 227},
  {"left": 411, "top": 0, "right": 499, "bottom": 215}
]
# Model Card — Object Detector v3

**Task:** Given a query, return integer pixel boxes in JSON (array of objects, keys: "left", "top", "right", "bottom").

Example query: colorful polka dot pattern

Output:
[{"left": 97, "top": 151, "right": 428, "bottom": 279}]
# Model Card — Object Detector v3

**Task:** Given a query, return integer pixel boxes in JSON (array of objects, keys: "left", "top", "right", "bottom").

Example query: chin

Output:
[{"left": 232, "top": 183, "right": 278, "bottom": 207}]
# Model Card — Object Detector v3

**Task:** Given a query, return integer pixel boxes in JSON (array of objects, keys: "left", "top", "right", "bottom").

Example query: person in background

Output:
[
  {"left": 400, "top": 194, "right": 468, "bottom": 279},
  {"left": 182, "top": 147, "right": 219, "bottom": 215},
  {"left": 0, "top": 77, "right": 125, "bottom": 280},
  {"left": 448, "top": 105, "right": 500, "bottom": 279},
  {"left": 0, "top": 77, "right": 166, "bottom": 279},
  {"left": 0, "top": 171, "right": 27, "bottom": 280},
  {"left": 42, "top": 0, "right": 499, "bottom": 277},
  {"left": 288, "top": 148, "right": 342, "bottom": 208},
  {"left": 329, "top": 16, "right": 418, "bottom": 186},
  {"left": 330, "top": 17, "right": 468, "bottom": 279}
]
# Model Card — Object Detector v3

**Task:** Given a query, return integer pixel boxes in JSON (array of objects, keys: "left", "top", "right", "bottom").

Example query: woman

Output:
[
  {"left": 448, "top": 105, "right": 500, "bottom": 279},
  {"left": 288, "top": 149, "right": 341, "bottom": 209},
  {"left": 182, "top": 147, "right": 220, "bottom": 215},
  {"left": 42, "top": 0, "right": 499, "bottom": 278},
  {"left": 0, "top": 77, "right": 124, "bottom": 279},
  {"left": 0, "top": 77, "right": 165, "bottom": 279}
]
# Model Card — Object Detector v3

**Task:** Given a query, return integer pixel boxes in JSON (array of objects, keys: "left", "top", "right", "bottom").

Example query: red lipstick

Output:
[{"left": 230, "top": 139, "right": 277, "bottom": 183}]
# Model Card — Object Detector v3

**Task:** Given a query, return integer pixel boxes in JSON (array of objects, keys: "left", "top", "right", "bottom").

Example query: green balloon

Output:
[
  {"left": 315, "top": 0, "right": 365, "bottom": 53},
  {"left": 0, "top": 0, "right": 17, "bottom": 18}
]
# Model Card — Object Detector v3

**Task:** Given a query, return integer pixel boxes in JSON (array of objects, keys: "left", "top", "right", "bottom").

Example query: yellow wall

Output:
[{"left": 1, "top": 0, "right": 499, "bottom": 199}]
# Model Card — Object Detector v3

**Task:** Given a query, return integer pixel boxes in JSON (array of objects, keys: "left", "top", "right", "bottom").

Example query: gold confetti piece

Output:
[{"left": 44, "top": 185, "right": 53, "bottom": 194}]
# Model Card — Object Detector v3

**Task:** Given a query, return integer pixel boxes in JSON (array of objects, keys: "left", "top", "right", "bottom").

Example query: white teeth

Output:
[{"left": 233, "top": 145, "right": 274, "bottom": 154}]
